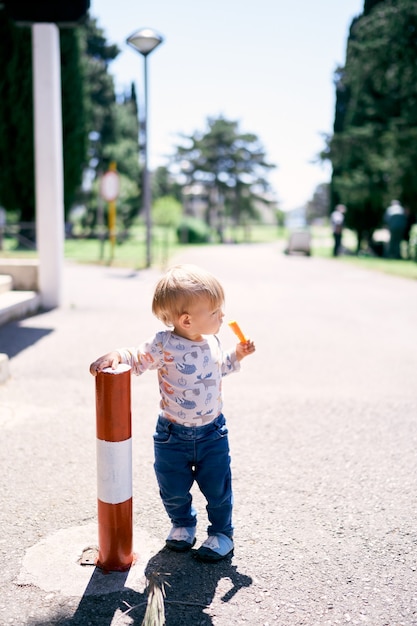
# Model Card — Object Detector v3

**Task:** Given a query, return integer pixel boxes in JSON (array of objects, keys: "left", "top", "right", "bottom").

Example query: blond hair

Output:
[{"left": 152, "top": 264, "right": 225, "bottom": 327}]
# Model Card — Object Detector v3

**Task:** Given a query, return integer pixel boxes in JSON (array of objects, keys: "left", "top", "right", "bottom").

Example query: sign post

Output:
[{"left": 100, "top": 162, "right": 120, "bottom": 262}]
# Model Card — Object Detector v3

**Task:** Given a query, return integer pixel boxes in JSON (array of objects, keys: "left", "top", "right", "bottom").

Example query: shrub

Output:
[{"left": 176, "top": 216, "right": 212, "bottom": 244}]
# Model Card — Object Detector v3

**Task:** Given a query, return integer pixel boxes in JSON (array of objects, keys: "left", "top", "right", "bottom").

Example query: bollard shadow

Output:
[
  {"left": 0, "top": 320, "right": 53, "bottom": 358},
  {"left": 26, "top": 547, "right": 253, "bottom": 626},
  {"left": 26, "top": 565, "right": 146, "bottom": 626}
]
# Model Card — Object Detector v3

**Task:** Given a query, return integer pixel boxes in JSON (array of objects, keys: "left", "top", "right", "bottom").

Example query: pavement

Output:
[{"left": 0, "top": 242, "right": 416, "bottom": 626}]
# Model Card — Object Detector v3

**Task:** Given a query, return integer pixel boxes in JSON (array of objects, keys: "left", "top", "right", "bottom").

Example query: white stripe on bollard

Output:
[{"left": 96, "top": 439, "right": 132, "bottom": 505}]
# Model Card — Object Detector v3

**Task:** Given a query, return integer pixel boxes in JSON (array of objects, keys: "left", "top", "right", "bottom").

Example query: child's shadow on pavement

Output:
[
  {"left": 138, "top": 546, "right": 253, "bottom": 625},
  {"left": 27, "top": 546, "right": 252, "bottom": 626}
]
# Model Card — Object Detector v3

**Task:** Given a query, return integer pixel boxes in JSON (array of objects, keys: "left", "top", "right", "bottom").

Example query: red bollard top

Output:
[{"left": 95, "top": 364, "right": 131, "bottom": 442}]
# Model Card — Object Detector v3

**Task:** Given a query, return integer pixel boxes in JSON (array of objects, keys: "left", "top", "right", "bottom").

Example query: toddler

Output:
[{"left": 90, "top": 264, "right": 255, "bottom": 562}]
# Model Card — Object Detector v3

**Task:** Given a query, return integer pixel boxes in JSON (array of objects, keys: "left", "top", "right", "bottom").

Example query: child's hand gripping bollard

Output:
[{"left": 95, "top": 363, "right": 134, "bottom": 571}]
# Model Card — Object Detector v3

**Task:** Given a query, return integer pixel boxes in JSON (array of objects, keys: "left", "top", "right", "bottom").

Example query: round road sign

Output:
[{"left": 100, "top": 171, "right": 120, "bottom": 202}]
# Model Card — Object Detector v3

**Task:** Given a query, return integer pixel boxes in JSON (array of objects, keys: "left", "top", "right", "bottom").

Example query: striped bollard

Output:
[{"left": 95, "top": 363, "right": 134, "bottom": 571}]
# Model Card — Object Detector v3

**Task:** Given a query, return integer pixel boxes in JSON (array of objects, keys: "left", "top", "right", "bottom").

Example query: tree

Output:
[
  {"left": 364, "top": 0, "right": 385, "bottom": 14},
  {"left": 306, "top": 183, "right": 330, "bottom": 224},
  {"left": 152, "top": 166, "right": 182, "bottom": 204},
  {"left": 77, "top": 17, "right": 145, "bottom": 234},
  {"left": 78, "top": 17, "right": 120, "bottom": 174},
  {"left": 60, "top": 28, "right": 88, "bottom": 212},
  {"left": 0, "top": 10, "right": 88, "bottom": 230},
  {"left": 93, "top": 84, "right": 141, "bottom": 231},
  {"left": 324, "top": 0, "right": 417, "bottom": 249},
  {"left": 172, "top": 116, "right": 275, "bottom": 237},
  {"left": 102, "top": 85, "right": 139, "bottom": 181},
  {"left": 0, "top": 11, "right": 34, "bottom": 225},
  {"left": 0, "top": 9, "right": 144, "bottom": 243},
  {"left": 152, "top": 195, "right": 182, "bottom": 264}
]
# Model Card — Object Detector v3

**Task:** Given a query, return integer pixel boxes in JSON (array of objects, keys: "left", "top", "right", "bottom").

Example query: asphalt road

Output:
[{"left": 0, "top": 242, "right": 416, "bottom": 626}]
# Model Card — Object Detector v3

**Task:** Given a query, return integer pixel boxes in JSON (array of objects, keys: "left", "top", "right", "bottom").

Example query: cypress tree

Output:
[
  {"left": 0, "top": 12, "right": 34, "bottom": 225},
  {"left": 326, "top": 0, "right": 417, "bottom": 248}
]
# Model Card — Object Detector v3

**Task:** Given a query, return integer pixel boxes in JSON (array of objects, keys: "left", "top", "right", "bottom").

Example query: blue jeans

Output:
[{"left": 153, "top": 413, "right": 233, "bottom": 538}]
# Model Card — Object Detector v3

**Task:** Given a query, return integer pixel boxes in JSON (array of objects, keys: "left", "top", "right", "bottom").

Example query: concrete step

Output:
[
  {"left": 0, "top": 259, "right": 39, "bottom": 290},
  {"left": 0, "top": 274, "right": 13, "bottom": 294},
  {"left": 0, "top": 290, "right": 41, "bottom": 327}
]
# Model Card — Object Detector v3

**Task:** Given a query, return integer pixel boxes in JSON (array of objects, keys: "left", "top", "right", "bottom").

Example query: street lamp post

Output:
[{"left": 127, "top": 28, "right": 164, "bottom": 268}]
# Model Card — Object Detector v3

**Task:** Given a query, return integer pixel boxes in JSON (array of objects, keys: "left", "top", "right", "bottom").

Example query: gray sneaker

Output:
[
  {"left": 165, "top": 526, "right": 196, "bottom": 552},
  {"left": 195, "top": 533, "right": 234, "bottom": 562}
]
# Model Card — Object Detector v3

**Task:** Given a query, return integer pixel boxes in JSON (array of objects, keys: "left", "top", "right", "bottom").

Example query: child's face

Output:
[{"left": 181, "top": 297, "right": 224, "bottom": 339}]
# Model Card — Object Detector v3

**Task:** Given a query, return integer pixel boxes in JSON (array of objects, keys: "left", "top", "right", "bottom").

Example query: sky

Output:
[{"left": 90, "top": 0, "right": 364, "bottom": 212}]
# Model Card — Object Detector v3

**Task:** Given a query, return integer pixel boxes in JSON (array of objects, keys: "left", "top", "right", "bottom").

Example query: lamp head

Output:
[{"left": 127, "top": 28, "right": 164, "bottom": 56}]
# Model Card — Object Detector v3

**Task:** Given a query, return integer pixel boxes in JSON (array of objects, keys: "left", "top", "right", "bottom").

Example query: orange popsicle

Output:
[{"left": 228, "top": 320, "right": 247, "bottom": 343}]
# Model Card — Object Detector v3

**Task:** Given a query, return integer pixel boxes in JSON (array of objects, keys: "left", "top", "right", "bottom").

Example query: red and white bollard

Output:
[{"left": 95, "top": 364, "right": 134, "bottom": 571}]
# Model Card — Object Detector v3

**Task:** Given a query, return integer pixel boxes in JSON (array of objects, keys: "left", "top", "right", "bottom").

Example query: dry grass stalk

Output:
[{"left": 141, "top": 573, "right": 169, "bottom": 626}]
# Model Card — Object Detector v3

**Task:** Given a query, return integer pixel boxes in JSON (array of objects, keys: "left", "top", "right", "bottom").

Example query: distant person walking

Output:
[
  {"left": 330, "top": 204, "right": 346, "bottom": 257},
  {"left": 384, "top": 200, "right": 407, "bottom": 259}
]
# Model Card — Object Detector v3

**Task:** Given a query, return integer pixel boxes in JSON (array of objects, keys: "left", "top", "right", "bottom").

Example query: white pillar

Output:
[{"left": 32, "top": 24, "right": 64, "bottom": 309}]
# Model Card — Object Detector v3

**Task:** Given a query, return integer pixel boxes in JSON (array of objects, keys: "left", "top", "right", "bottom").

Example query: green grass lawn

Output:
[
  {"left": 339, "top": 255, "right": 417, "bottom": 280},
  {"left": 1, "top": 224, "right": 416, "bottom": 280},
  {"left": 310, "top": 226, "right": 417, "bottom": 280},
  {"left": 63, "top": 224, "right": 286, "bottom": 269},
  {"left": 0, "top": 224, "right": 285, "bottom": 269}
]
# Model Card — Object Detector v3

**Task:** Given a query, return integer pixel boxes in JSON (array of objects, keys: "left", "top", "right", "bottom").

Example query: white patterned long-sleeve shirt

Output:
[{"left": 117, "top": 331, "right": 240, "bottom": 426}]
